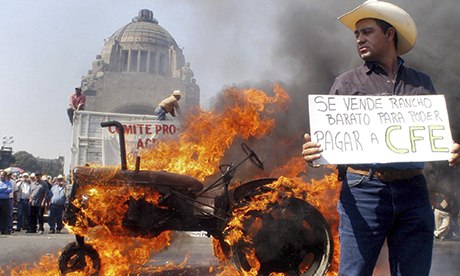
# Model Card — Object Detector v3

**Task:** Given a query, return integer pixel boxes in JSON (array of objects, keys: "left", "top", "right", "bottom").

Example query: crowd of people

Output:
[{"left": 0, "top": 170, "right": 68, "bottom": 235}]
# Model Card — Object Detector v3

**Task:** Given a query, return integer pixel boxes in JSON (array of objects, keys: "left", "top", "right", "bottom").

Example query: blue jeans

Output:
[
  {"left": 338, "top": 173, "right": 434, "bottom": 276},
  {"left": 154, "top": 106, "right": 166, "bottom": 120},
  {"left": 17, "top": 199, "right": 30, "bottom": 230},
  {"left": 7, "top": 198, "right": 13, "bottom": 231},
  {"left": 0, "top": 199, "right": 8, "bottom": 233},
  {"left": 48, "top": 204, "right": 65, "bottom": 231}
]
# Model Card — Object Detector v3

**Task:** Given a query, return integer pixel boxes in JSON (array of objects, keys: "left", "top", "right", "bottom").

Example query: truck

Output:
[{"left": 70, "top": 110, "right": 180, "bottom": 169}]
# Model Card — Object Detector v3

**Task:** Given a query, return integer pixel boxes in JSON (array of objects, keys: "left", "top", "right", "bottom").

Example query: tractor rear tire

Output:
[{"left": 228, "top": 197, "right": 333, "bottom": 276}]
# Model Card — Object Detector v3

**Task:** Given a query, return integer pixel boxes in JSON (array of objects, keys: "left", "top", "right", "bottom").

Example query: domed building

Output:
[{"left": 81, "top": 9, "right": 200, "bottom": 114}]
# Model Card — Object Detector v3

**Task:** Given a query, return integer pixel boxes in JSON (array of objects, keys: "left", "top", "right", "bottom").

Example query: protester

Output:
[
  {"left": 27, "top": 172, "right": 49, "bottom": 234},
  {"left": 16, "top": 172, "right": 32, "bottom": 231},
  {"left": 433, "top": 190, "right": 453, "bottom": 241},
  {"left": 301, "top": 1, "right": 460, "bottom": 275},
  {"left": 48, "top": 175, "right": 67, "bottom": 234},
  {"left": 154, "top": 90, "right": 181, "bottom": 120},
  {"left": 0, "top": 171, "right": 13, "bottom": 235},
  {"left": 5, "top": 172, "right": 18, "bottom": 233},
  {"left": 43, "top": 175, "right": 53, "bottom": 191},
  {"left": 67, "top": 85, "right": 86, "bottom": 125}
]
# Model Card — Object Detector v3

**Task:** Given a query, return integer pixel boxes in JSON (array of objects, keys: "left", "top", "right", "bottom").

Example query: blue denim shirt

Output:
[
  {"left": 50, "top": 184, "right": 67, "bottom": 206},
  {"left": 0, "top": 180, "right": 12, "bottom": 199}
]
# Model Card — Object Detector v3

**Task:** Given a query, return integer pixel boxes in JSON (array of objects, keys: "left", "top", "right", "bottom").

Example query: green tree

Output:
[
  {"left": 12, "top": 151, "right": 40, "bottom": 173},
  {"left": 38, "top": 159, "right": 64, "bottom": 176}
]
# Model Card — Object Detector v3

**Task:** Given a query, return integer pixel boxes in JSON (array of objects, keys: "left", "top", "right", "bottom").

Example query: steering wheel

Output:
[{"left": 241, "top": 143, "right": 264, "bottom": 170}]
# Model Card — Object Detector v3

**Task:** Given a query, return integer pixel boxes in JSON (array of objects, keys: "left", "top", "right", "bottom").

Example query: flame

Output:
[
  {"left": 6, "top": 255, "right": 59, "bottom": 275},
  {"left": 130, "top": 84, "right": 290, "bottom": 181},
  {"left": 223, "top": 171, "right": 340, "bottom": 275},
  {"left": 9, "top": 85, "right": 342, "bottom": 275},
  {"left": 64, "top": 85, "right": 291, "bottom": 275},
  {"left": 65, "top": 174, "right": 175, "bottom": 275},
  {"left": 218, "top": 156, "right": 341, "bottom": 275}
]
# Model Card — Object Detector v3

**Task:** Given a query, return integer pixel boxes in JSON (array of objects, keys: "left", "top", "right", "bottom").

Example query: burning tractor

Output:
[{"left": 59, "top": 121, "right": 333, "bottom": 275}]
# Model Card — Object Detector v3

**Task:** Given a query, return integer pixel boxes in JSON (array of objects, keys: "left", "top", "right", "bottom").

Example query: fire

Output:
[
  {"left": 214, "top": 155, "right": 341, "bottom": 275},
  {"left": 222, "top": 170, "right": 340, "bottom": 275},
  {"left": 131, "top": 84, "right": 290, "bottom": 180},
  {"left": 62, "top": 85, "right": 292, "bottom": 275},
  {"left": 5, "top": 255, "right": 59, "bottom": 276},
  {"left": 8, "top": 84, "right": 342, "bottom": 275}
]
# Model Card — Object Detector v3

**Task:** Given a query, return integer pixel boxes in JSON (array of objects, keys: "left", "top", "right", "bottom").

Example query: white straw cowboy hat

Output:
[{"left": 337, "top": 0, "right": 417, "bottom": 55}]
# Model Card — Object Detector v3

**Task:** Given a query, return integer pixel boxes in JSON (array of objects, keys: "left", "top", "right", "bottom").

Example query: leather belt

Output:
[{"left": 347, "top": 167, "right": 423, "bottom": 182}]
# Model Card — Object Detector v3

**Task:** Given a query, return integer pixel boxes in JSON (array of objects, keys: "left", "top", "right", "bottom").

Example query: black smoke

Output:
[{"left": 201, "top": 0, "right": 459, "bottom": 192}]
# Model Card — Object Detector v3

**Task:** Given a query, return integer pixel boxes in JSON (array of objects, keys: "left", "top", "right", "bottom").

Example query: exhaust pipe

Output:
[{"left": 101, "top": 121, "right": 127, "bottom": 170}]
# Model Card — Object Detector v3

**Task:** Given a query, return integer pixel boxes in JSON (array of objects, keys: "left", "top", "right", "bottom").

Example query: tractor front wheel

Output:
[{"left": 58, "top": 241, "right": 101, "bottom": 275}]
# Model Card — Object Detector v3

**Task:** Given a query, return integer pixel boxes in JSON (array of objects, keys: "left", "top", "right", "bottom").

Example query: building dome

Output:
[
  {"left": 97, "top": 9, "right": 185, "bottom": 75},
  {"left": 110, "top": 9, "right": 178, "bottom": 47},
  {"left": 81, "top": 8, "right": 199, "bottom": 116}
]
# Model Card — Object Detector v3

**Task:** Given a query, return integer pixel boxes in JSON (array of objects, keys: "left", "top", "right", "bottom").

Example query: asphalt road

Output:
[
  {"left": 1, "top": 228, "right": 459, "bottom": 275},
  {"left": 0, "top": 229, "right": 219, "bottom": 275}
]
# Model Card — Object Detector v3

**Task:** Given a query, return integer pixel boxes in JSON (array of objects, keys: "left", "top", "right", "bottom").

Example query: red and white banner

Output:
[{"left": 101, "top": 120, "right": 180, "bottom": 166}]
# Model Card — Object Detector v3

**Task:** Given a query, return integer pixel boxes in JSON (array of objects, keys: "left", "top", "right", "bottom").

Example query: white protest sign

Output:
[
  {"left": 102, "top": 120, "right": 180, "bottom": 166},
  {"left": 308, "top": 95, "right": 453, "bottom": 164}
]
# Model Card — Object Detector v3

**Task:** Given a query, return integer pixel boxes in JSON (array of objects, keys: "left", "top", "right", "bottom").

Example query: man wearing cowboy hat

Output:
[
  {"left": 154, "top": 90, "right": 182, "bottom": 120},
  {"left": 47, "top": 175, "right": 67, "bottom": 234},
  {"left": 301, "top": 1, "right": 460, "bottom": 275},
  {"left": 16, "top": 172, "right": 32, "bottom": 231},
  {"left": 27, "top": 172, "right": 49, "bottom": 234}
]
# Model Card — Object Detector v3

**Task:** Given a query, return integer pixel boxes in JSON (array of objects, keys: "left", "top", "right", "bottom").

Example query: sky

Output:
[
  {"left": 0, "top": 0, "right": 282, "bottom": 169},
  {"left": 1, "top": 0, "right": 460, "bottom": 176}
]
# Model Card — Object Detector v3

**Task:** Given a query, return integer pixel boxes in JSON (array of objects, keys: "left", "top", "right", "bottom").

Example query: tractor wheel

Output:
[
  {"left": 58, "top": 242, "right": 101, "bottom": 275},
  {"left": 227, "top": 197, "right": 333, "bottom": 276}
]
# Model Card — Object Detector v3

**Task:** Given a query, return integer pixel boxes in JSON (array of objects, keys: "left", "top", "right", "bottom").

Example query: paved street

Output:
[
  {"left": 431, "top": 239, "right": 460, "bottom": 276},
  {"left": 1, "top": 228, "right": 459, "bottom": 275},
  {"left": 0, "top": 229, "right": 219, "bottom": 275},
  {"left": 0, "top": 228, "right": 75, "bottom": 269}
]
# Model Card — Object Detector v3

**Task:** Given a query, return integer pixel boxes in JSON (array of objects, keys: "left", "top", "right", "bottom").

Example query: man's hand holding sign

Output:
[{"left": 306, "top": 95, "right": 456, "bottom": 165}]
